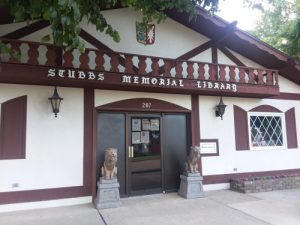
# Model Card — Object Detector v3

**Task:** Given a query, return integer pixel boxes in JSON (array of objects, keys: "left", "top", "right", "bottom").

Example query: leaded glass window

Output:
[{"left": 248, "top": 112, "right": 286, "bottom": 149}]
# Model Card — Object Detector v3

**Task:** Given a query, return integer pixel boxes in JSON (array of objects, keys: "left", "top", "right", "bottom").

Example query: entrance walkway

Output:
[{"left": 1, "top": 189, "right": 300, "bottom": 225}]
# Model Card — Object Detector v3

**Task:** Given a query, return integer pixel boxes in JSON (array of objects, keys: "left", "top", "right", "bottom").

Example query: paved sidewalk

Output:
[
  {"left": 1, "top": 189, "right": 300, "bottom": 225},
  {"left": 0, "top": 203, "right": 105, "bottom": 225}
]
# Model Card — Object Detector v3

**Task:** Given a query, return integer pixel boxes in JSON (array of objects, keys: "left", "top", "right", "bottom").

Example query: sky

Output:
[{"left": 216, "top": 0, "right": 262, "bottom": 31}]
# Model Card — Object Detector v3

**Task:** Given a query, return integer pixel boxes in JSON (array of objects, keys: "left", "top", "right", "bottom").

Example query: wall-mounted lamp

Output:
[
  {"left": 215, "top": 96, "right": 227, "bottom": 120},
  {"left": 48, "top": 87, "right": 63, "bottom": 117}
]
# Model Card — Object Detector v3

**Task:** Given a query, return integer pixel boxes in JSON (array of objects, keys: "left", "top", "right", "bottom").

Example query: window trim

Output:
[
  {"left": 247, "top": 111, "right": 287, "bottom": 150},
  {"left": 0, "top": 96, "right": 27, "bottom": 159}
]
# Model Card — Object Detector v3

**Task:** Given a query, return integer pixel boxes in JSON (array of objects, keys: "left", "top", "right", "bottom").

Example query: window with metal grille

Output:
[{"left": 248, "top": 112, "right": 286, "bottom": 150}]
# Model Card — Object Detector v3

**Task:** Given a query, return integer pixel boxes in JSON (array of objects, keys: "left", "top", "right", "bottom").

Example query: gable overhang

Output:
[{"left": 165, "top": 7, "right": 300, "bottom": 85}]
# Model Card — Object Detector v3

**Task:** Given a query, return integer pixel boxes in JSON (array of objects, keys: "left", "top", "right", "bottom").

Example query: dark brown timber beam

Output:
[
  {"left": 79, "top": 29, "right": 138, "bottom": 73},
  {"left": 1, "top": 20, "right": 50, "bottom": 39},
  {"left": 153, "top": 21, "right": 238, "bottom": 75},
  {"left": 219, "top": 46, "right": 245, "bottom": 67}
]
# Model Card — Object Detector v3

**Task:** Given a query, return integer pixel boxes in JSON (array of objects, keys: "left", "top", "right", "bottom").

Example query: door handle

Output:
[
  {"left": 131, "top": 147, "right": 134, "bottom": 158},
  {"left": 128, "top": 146, "right": 131, "bottom": 158},
  {"left": 128, "top": 146, "right": 134, "bottom": 158}
]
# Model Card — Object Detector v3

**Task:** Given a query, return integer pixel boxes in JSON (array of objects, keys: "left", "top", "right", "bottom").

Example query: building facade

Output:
[{"left": 0, "top": 7, "right": 300, "bottom": 211}]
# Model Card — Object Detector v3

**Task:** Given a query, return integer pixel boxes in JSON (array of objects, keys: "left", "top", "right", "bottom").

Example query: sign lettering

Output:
[
  {"left": 48, "top": 68, "right": 104, "bottom": 81},
  {"left": 47, "top": 68, "right": 238, "bottom": 93}
]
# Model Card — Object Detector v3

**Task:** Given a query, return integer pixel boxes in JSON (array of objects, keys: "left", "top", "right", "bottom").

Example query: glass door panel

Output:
[
  {"left": 162, "top": 114, "right": 187, "bottom": 191},
  {"left": 129, "top": 115, "right": 162, "bottom": 194},
  {"left": 97, "top": 112, "right": 126, "bottom": 195}
]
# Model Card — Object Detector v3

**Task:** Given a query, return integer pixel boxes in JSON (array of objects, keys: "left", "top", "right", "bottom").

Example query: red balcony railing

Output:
[{"left": 0, "top": 38, "right": 278, "bottom": 87}]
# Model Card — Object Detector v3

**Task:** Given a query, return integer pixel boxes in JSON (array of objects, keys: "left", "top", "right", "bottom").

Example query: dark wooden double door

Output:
[{"left": 97, "top": 112, "right": 188, "bottom": 196}]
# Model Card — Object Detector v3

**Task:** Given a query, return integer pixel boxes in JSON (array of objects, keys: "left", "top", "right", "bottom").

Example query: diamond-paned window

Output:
[{"left": 248, "top": 112, "right": 286, "bottom": 149}]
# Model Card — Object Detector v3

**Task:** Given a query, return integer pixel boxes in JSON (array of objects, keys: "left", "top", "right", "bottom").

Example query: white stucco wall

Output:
[
  {"left": 0, "top": 84, "right": 84, "bottom": 192},
  {"left": 279, "top": 75, "right": 300, "bottom": 93},
  {"left": 217, "top": 49, "right": 235, "bottom": 66},
  {"left": 225, "top": 48, "right": 266, "bottom": 69},
  {"left": 199, "top": 96, "right": 300, "bottom": 176},
  {"left": 80, "top": 8, "right": 210, "bottom": 58},
  {"left": 94, "top": 89, "right": 191, "bottom": 109}
]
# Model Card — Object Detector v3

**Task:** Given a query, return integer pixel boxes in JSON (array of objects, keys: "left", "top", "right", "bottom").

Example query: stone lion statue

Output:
[
  {"left": 101, "top": 148, "right": 118, "bottom": 179},
  {"left": 185, "top": 146, "right": 201, "bottom": 173}
]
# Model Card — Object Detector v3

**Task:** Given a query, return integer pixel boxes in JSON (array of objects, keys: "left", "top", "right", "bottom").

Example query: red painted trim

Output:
[
  {"left": 203, "top": 168, "right": 300, "bottom": 184},
  {"left": 1, "top": 20, "right": 50, "bottom": 39},
  {"left": 250, "top": 104, "right": 282, "bottom": 113},
  {"left": 191, "top": 95, "right": 200, "bottom": 145},
  {"left": 92, "top": 108, "right": 97, "bottom": 199},
  {"left": 285, "top": 108, "right": 298, "bottom": 149},
  {"left": 233, "top": 105, "right": 249, "bottom": 150},
  {"left": 96, "top": 98, "right": 190, "bottom": 112},
  {"left": 0, "top": 89, "right": 94, "bottom": 204},
  {"left": 0, "top": 96, "right": 27, "bottom": 159},
  {"left": 83, "top": 88, "right": 94, "bottom": 191},
  {"left": 191, "top": 95, "right": 202, "bottom": 174},
  {"left": 0, "top": 186, "right": 89, "bottom": 204},
  {"left": 211, "top": 47, "right": 218, "bottom": 64},
  {"left": 0, "top": 63, "right": 280, "bottom": 98},
  {"left": 268, "top": 92, "right": 300, "bottom": 100}
]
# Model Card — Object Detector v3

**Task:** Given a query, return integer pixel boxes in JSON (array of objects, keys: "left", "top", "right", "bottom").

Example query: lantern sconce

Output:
[
  {"left": 215, "top": 96, "right": 227, "bottom": 120},
  {"left": 48, "top": 86, "right": 63, "bottom": 117}
]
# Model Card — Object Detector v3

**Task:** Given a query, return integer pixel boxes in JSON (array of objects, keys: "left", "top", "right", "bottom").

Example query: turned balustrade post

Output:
[
  {"left": 124, "top": 54, "right": 133, "bottom": 74},
  {"left": 163, "top": 59, "right": 171, "bottom": 77},
  {"left": 45, "top": 45, "right": 58, "bottom": 66},
  {"left": 219, "top": 65, "right": 226, "bottom": 82},
  {"left": 27, "top": 43, "right": 39, "bottom": 65},
  {"left": 95, "top": 51, "right": 104, "bottom": 71},
  {"left": 110, "top": 53, "right": 119, "bottom": 72},
  {"left": 248, "top": 69, "right": 255, "bottom": 84},
  {"left": 266, "top": 70, "right": 273, "bottom": 85},
  {"left": 187, "top": 62, "right": 194, "bottom": 79},
  {"left": 229, "top": 66, "right": 236, "bottom": 82},
  {"left": 208, "top": 64, "right": 217, "bottom": 81},
  {"left": 79, "top": 50, "right": 89, "bottom": 69},
  {"left": 138, "top": 56, "right": 147, "bottom": 75},
  {"left": 239, "top": 67, "right": 245, "bottom": 83},
  {"left": 175, "top": 61, "right": 183, "bottom": 78},
  {"left": 257, "top": 69, "right": 264, "bottom": 84},
  {"left": 197, "top": 63, "right": 205, "bottom": 80},
  {"left": 63, "top": 50, "right": 74, "bottom": 67},
  {"left": 151, "top": 57, "right": 159, "bottom": 76}
]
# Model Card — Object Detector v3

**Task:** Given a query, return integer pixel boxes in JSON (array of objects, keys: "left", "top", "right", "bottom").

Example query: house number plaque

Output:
[{"left": 142, "top": 102, "right": 152, "bottom": 109}]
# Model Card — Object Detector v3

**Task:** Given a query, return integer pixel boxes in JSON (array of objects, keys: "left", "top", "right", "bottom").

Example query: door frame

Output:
[
  {"left": 127, "top": 113, "right": 163, "bottom": 195},
  {"left": 94, "top": 98, "right": 192, "bottom": 197}
]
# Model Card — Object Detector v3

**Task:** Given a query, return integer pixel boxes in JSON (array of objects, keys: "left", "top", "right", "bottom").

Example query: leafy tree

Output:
[
  {"left": 251, "top": 0, "right": 300, "bottom": 61},
  {"left": 0, "top": 0, "right": 220, "bottom": 52}
]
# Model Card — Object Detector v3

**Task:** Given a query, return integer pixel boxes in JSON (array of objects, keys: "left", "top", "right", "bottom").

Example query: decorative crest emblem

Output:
[{"left": 136, "top": 22, "right": 155, "bottom": 45}]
